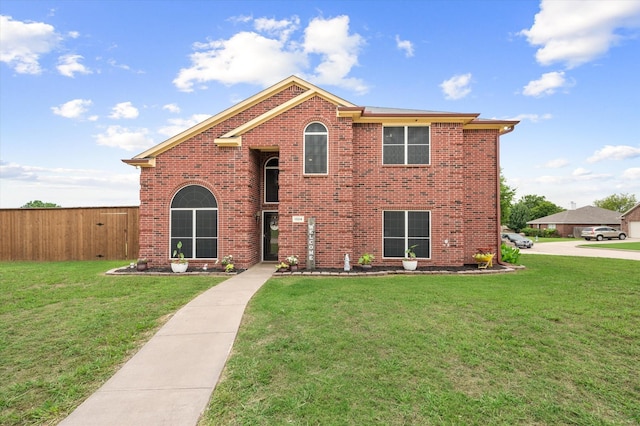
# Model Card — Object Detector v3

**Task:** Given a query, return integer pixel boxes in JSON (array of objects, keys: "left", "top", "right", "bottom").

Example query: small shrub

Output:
[{"left": 501, "top": 243, "right": 521, "bottom": 264}]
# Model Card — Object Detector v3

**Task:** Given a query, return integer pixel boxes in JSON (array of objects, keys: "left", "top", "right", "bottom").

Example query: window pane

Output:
[
  {"left": 409, "top": 238, "right": 430, "bottom": 258},
  {"left": 384, "top": 238, "right": 404, "bottom": 257},
  {"left": 383, "top": 127, "right": 404, "bottom": 145},
  {"left": 408, "top": 211, "right": 430, "bottom": 237},
  {"left": 408, "top": 127, "right": 429, "bottom": 145},
  {"left": 172, "top": 185, "right": 217, "bottom": 208},
  {"left": 305, "top": 134, "right": 327, "bottom": 174},
  {"left": 383, "top": 145, "right": 404, "bottom": 164},
  {"left": 384, "top": 211, "right": 404, "bottom": 237},
  {"left": 265, "top": 168, "right": 279, "bottom": 202},
  {"left": 407, "top": 145, "right": 429, "bottom": 164},
  {"left": 306, "top": 123, "right": 327, "bottom": 133},
  {"left": 196, "top": 239, "right": 217, "bottom": 258},
  {"left": 196, "top": 210, "right": 217, "bottom": 237},
  {"left": 171, "top": 211, "right": 192, "bottom": 237}
]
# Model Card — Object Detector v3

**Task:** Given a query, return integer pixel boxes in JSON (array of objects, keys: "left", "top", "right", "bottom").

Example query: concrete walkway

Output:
[
  {"left": 525, "top": 238, "right": 640, "bottom": 261},
  {"left": 60, "top": 262, "right": 274, "bottom": 426}
]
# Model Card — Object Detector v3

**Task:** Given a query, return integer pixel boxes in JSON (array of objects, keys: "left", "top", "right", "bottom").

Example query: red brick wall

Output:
[{"left": 137, "top": 87, "right": 501, "bottom": 269}]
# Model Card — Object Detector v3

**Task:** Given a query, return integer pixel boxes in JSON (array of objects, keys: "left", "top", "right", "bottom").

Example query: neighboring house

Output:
[
  {"left": 123, "top": 76, "right": 518, "bottom": 269},
  {"left": 621, "top": 203, "right": 640, "bottom": 238},
  {"left": 526, "top": 205, "right": 621, "bottom": 238}
]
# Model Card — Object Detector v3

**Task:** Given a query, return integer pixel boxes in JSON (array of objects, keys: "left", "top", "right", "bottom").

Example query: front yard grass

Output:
[
  {"left": 0, "top": 261, "right": 226, "bottom": 426},
  {"left": 203, "top": 254, "right": 640, "bottom": 425},
  {"left": 580, "top": 241, "right": 640, "bottom": 251}
]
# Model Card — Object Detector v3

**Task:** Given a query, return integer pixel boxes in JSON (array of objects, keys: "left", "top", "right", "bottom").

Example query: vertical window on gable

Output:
[
  {"left": 265, "top": 157, "right": 279, "bottom": 203},
  {"left": 383, "top": 210, "right": 431, "bottom": 258},
  {"left": 304, "top": 122, "right": 328, "bottom": 174},
  {"left": 383, "top": 126, "right": 430, "bottom": 165},
  {"left": 170, "top": 185, "right": 218, "bottom": 259}
]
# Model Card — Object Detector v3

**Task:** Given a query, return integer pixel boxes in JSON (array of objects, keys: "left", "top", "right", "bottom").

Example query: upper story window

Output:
[
  {"left": 304, "top": 122, "right": 328, "bottom": 174},
  {"left": 170, "top": 185, "right": 218, "bottom": 259},
  {"left": 264, "top": 157, "right": 279, "bottom": 203},
  {"left": 383, "top": 126, "right": 430, "bottom": 165}
]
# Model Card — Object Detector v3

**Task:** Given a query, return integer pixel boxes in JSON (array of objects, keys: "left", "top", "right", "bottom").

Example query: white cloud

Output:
[
  {"left": 522, "top": 71, "right": 567, "bottom": 97},
  {"left": 539, "top": 158, "right": 569, "bottom": 169},
  {"left": 162, "top": 103, "right": 181, "bottom": 114},
  {"left": 440, "top": 73, "right": 472, "bottom": 100},
  {"left": 51, "top": 98, "right": 92, "bottom": 119},
  {"left": 158, "top": 114, "right": 210, "bottom": 137},
  {"left": 506, "top": 113, "right": 553, "bottom": 123},
  {"left": 395, "top": 35, "right": 414, "bottom": 57},
  {"left": 173, "top": 15, "right": 367, "bottom": 94},
  {"left": 520, "top": 0, "right": 640, "bottom": 68},
  {"left": 572, "top": 167, "right": 592, "bottom": 176},
  {"left": 93, "top": 125, "right": 154, "bottom": 151},
  {"left": 0, "top": 161, "right": 38, "bottom": 181},
  {"left": 0, "top": 15, "right": 61, "bottom": 74},
  {"left": 622, "top": 168, "right": 640, "bottom": 180},
  {"left": 57, "top": 53, "right": 91, "bottom": 77},
  {"left": 109, "top": 102, "right": 139, "bottom": 119},
  {"left": 587, "top": 145, "right": 640, "bottom": 163}
]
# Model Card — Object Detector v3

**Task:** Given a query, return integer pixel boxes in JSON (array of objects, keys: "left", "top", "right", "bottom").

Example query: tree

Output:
[
  {"left": 519, "top": 194, "right": 564, "bottom": 221},
  {"left": 593, "top": 193, "right": 637, "bottom": 213},
  {"left": 507, "top": 202, "right": 530, "bottom": 233},
  {"left": 21, "top": 200, "right": 61, "bottom": 208},
  {"left": 500, "top": 170, "right": 516, "bottom": 224}
]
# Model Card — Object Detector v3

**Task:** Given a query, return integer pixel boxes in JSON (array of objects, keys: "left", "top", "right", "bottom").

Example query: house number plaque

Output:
[{"left": 307, "top": 217, "right": 316, "bottom": 270}]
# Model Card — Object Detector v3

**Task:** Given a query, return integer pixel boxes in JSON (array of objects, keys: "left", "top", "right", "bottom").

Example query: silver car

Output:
[{"left": 581, "top": 226, "right": 627, "bottom": 241}]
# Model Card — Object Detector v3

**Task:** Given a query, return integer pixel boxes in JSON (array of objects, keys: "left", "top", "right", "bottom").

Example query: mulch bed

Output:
[{"left": 109, "top": 264, "right": 515, "bottom": 276}]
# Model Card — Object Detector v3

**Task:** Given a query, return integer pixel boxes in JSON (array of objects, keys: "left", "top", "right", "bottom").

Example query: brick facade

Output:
[{"left": 126, "top": 77, "right": 517, "bottom": 270}]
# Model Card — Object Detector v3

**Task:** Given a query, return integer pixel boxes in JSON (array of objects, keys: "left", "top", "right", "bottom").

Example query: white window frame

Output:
[
  {"left": 303, "top": 122, "right": 328, "bottom": 175},
  {"left": 382, "top": 125, "right": 431, "bottom": 165}
]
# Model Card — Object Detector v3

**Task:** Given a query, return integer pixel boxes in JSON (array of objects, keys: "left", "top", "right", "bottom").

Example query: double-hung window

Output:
[
  {"left": 383, "top": 210, "right": 431, "bottom": 258},
  {"left": 383, "top": 126, "right": 430, "bottom": 165},
  {"left": 304, "top": 122, "right": 328, "bottom": 174},
  {"left": 170, "top": 185, "right": 218, "bottom": 259}
]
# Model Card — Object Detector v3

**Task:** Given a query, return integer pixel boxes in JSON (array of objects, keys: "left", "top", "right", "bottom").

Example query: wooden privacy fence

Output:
[{"left": 0, "top": 207, "right": 139, "bottom": 261}]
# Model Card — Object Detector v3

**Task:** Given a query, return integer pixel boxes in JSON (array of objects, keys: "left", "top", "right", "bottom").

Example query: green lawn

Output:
[
  {"left": 2, "top": 258, "right": 639, "bottom": 425},
  {"left": 202, "top": 255, "right": 640, "bottom": 425},
  {"left": 579, "top": 241, "right": 640, "bottom": 251},
  {"left": 0, "top": 261, "right": 226, "bottom": 426}
]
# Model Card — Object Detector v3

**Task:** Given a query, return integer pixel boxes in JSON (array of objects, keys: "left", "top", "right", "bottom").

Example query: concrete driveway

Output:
[{"left": 524, "top": 238, "right": 640, "bottom": 261}]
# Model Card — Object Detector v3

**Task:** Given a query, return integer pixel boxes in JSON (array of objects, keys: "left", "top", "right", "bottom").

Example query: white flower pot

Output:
[
  {"left": 402, "top": 260, "right": 418, "bottom": 271},
  {"left": 171, "top": 262, "right": 188, "bottom": 273}
]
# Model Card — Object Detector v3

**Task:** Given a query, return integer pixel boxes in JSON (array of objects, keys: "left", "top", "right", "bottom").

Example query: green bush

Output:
[
  {"left": 501, "top": 243, "right": 521, "bottom": 264},
  {"left": 521, "top": 227, "right": 559, "bottom": 238}
]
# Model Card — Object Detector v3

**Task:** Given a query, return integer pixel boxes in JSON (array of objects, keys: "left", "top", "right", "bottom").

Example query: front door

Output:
[{"left": 263, "top": 211, "right": 279, "bottom": 261}]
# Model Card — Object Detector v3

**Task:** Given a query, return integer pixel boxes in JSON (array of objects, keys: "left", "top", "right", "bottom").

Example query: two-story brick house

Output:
[{"left": 123, "top": 76, "right": 518, "bottom": 270}]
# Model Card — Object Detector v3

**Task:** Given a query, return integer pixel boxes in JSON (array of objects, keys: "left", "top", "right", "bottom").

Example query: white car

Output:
[{"left": 581, "top": 226, "right": 626, "bottom": 241}]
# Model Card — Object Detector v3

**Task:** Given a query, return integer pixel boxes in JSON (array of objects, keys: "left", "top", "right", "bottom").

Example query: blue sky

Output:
[{"left": 1, "top": 0, "right": 639, "bottom": 209}]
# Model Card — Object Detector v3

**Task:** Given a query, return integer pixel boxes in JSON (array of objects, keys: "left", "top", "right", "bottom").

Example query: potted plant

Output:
[
  {"left": 275, "top": 261, "right": 290, "bottom": 272},
  {"left": 358, "top": 253, "right": 375, "bottom": 269},
  {"left": 473, "top": 247, "right": 495, "bottom": 269},
  {"left": 136, "top": 258, "right": 148, "bottom": 271},
  {"left": 220, "top": 255, "right": 234, "bottom": 272},
  {"left": 286, "top": 255, "right": 299, "bottom": 271},
  {"left": 402, "top": 244, "right": 418, "bottom": 271},
  {"left": 171, "top": 241, "right": 188, "bottom": 273}
]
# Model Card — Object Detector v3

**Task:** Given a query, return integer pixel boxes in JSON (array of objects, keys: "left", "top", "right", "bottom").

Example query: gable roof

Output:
[
  {"left": 123, "top": 75, "right": 518, "bottom": 168},
  {"left": 527, "top": 205, "right": 621, "bottom": 225},
  {"left": 621, "top": 202, "right": 640, "bottom": 217}
]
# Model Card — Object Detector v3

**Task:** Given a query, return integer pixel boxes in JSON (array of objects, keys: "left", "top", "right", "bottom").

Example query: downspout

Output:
[{"left": 496, "top": 126, "right": 515, "bottom": 266}]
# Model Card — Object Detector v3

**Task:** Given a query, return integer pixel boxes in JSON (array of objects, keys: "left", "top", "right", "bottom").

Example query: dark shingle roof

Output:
[{"left": 527, "top": 205, "right": 621, "bottom": 225}]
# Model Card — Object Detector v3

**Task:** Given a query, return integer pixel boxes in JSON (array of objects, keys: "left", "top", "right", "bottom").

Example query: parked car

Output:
[
  {"left": 580, "top": 226, "right": 626, "bottom": 241},
  {"left": 501, "top": 233, "right": 534, "bottom": 248}
]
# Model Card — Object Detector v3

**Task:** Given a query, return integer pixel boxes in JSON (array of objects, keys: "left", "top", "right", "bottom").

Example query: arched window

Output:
[
  {"left": 304, "top": 122, "right": 328, "bottom": 174},
  {"left": 170, "top": 185, "right": 218, "bottom": 259},
  {"left": 264, "top": 157, "right": 279, "bottom": 203}
]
